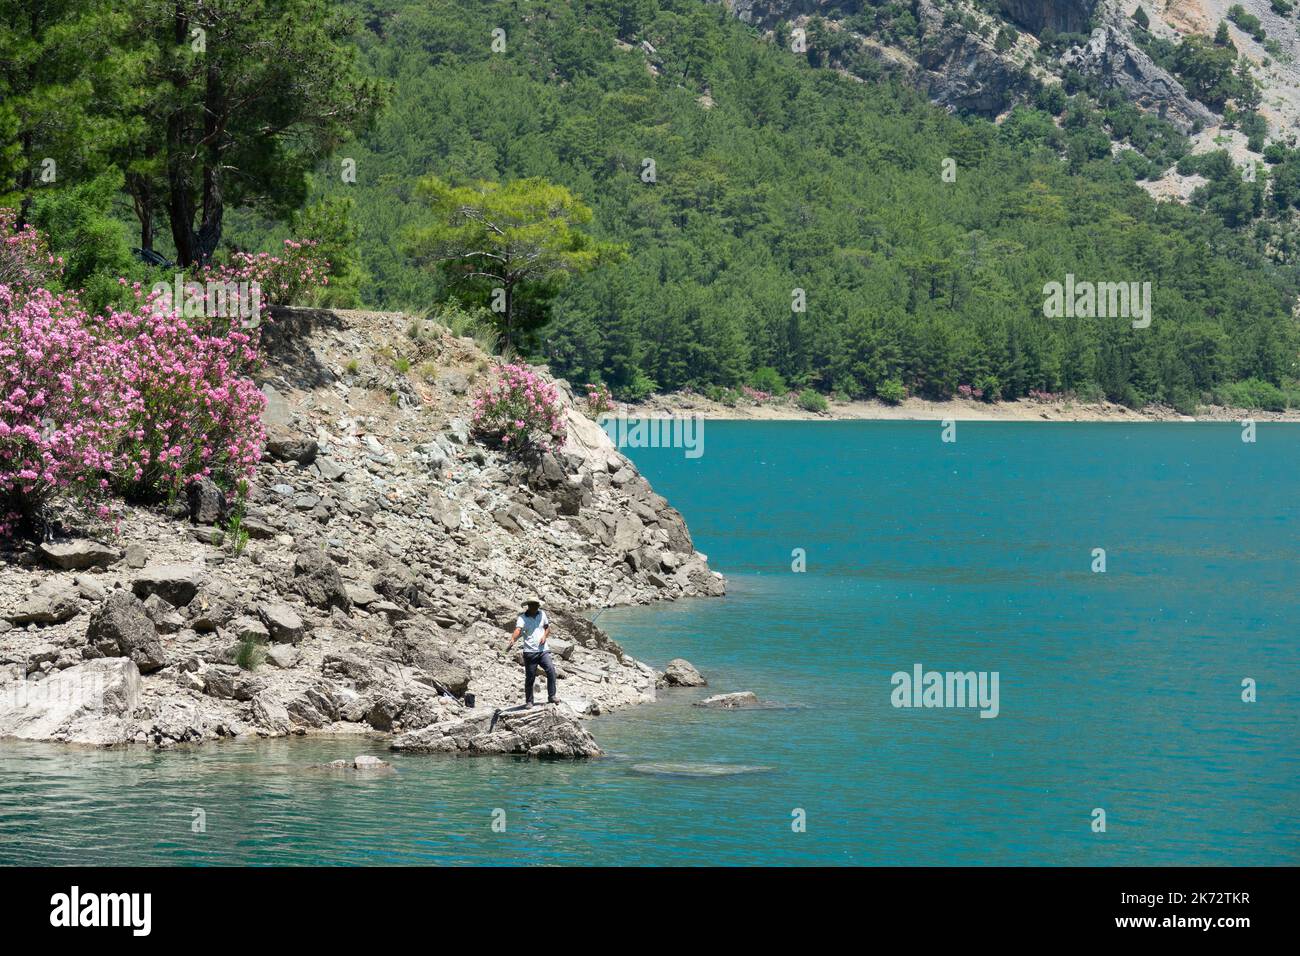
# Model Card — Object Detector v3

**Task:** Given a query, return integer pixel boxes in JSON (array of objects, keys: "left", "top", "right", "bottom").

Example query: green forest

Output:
[{"left": 6, "top": 0, "right": 1300, "bottom": 410}]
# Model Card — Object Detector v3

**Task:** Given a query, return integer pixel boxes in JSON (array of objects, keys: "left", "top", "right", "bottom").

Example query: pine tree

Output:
[
  {"left": 123, "top": 0, "right": 384, "bottom": 266},
  {"left": 0, "top": 1, "right": 142, "bottom": 226}
]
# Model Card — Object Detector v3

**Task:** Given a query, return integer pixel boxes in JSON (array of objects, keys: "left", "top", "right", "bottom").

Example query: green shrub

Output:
[
  {"left": 1168, "top": 389, "right": 1200, "bottom": 416},
  {"left": 1076, "top": 382, "right": 1107, "bottom": 404},
  {"left": 877, "top": 379, "right": 907, "bottom": 405},
  {"left": 1228, "top": 6, "right": 1266, "bottom": 42},
  {"left": 749, "top": 366, "right": 787, "bottom": 395},
  {"left": 616, "top": 369, "right": 658, "bottom": 402},
  {"left": 975, "top": 374, "right": 1002, "bottom": 402},
  {"left": 236, "top": 638, "right": 266, "bottom": 671},
  {"left": 1215, "top": 377, "right": 1287, "bottom": 411},
  {"left": 796, "top": 388, "right": 828, "bottom": 413}
]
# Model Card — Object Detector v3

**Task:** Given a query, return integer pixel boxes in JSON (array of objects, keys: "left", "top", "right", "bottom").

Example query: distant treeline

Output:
[
  {"left": 308, "top": 0, "right": 1297, "bottom": 409},
  {"left": 10, "top": 0, "right": 1293, "bottom": 410}
]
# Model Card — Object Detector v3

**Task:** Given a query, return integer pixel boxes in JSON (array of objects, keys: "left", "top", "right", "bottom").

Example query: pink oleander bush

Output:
[
  {"left": 0, "top": 286, "right": 134, "bottom": 536},
  {"left": 105, "top": 284, "right": 266, "bottom": 499},
  {"left": 201, "top": 239, "right": 330, "bottom": 307},
  {"left": 583, "top": 381, "right": 614, "bottom": 418},
  {"left": 740, "top": 385, "right": 772, "bottom": 404},
  {"left": 0, "top": 209, "right": 325, "bottom": 538},
  {"left": 0, "top": 208, "right": 61, "bottom": 295},
  {"left": 471, "top": 363, "right": 567, "bottom": 455}
]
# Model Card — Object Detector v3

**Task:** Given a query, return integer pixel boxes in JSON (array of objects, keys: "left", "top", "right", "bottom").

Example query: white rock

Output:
[{"left": 0, "top": 659, "right": 142, "bottom": 745}]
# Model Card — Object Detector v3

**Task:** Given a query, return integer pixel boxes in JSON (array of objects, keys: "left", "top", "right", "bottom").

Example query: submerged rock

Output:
[
  {"left": 323, "top": 754, "right": 393, "bottom": 771},
  {"left": 391, "top": 703, "right": 601, "bottom": 758},
  {"left": 630, "top": 762, "right": 773, "bottom": 778},
  {"left": 694, "top": 691, "right": 761, "bottom": 709}
]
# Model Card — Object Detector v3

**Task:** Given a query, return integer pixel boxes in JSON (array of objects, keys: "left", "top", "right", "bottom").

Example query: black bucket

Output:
[{"left": 463, "top": 693, "right": 476, "bottom": 708}]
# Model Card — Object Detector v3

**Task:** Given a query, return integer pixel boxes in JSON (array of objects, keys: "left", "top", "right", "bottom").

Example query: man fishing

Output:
[{"left": 504, "top": 598, "right": 557, "bottom": 706}]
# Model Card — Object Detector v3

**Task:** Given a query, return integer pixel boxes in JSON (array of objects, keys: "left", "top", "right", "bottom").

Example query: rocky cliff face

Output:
[
  {"left": 998, "top": 0, "right": 1098, "bottom": 35},
  {"left": 0, "top": 308, "right": 723, "bottom": 748},
  {"left": 911, "top": 0, "right": 1035, "bottom": 118},
  {"left": 1060, "top": 24, "right": 1216, "bottom": 133},
  {"left": 718, "top": 0, "right": 1300, "bottom": 189}
]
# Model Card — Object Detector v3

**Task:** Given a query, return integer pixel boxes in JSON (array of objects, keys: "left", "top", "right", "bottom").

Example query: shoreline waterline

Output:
[{"left": 622, "top": 393, "right": 1300, "bottom": 423}]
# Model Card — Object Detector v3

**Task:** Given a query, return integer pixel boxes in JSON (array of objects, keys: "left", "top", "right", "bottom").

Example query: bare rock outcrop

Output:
[
  {"left": 0, "top": 308, "right": 724, "bottom": 750},
  {"left": 0, "top": 659, "right": 142, "bottom": 745},
  {"left": 1060, "top": 26, "right": 1216, "bottom": 134},
  {"left": 391, "top": 702, "right": 601, "bottom": 758},
  {"left": 659, "top": 658, "right": 707, "bottom": 688}
]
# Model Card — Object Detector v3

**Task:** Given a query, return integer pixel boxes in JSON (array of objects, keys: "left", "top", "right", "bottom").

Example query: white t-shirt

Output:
[{"left": 515, "top": 610, "right": 550, "bottom": 653}]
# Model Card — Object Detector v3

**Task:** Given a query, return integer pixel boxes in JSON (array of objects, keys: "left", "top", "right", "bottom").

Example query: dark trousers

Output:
[{"left": 523, "top": 650, "right": 557, "bottom": 704}]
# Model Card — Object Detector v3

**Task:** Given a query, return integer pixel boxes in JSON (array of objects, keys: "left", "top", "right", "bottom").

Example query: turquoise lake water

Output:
[{"left": 1, "top": 421, "right": 1297, "bottom": 865}]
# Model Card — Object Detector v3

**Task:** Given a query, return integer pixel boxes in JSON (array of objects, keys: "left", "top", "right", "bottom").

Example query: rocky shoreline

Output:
[
  {"left": 625, "top": 391, "right": 1300, "bottom": 423},
  {"left": 0, "top": 308, "right": 724, "bottom": 752}
]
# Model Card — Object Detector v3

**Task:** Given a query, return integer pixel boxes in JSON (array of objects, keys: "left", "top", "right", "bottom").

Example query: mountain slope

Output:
[{"left": 277, "top": 0, "right": 1299, "bottom": 412}]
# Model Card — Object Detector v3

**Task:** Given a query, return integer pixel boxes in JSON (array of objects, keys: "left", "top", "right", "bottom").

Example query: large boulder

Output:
[
  {"left": 3, "top": 581, "right": 81, "bottom": 626},
  {"left": 291, "top": 548, "right": 352, "bottom": 611},
  {"left": 186, "top": 477, "right": 227, "bottom": 525},
  {"left": 38, "top": 540, "right": 120, "bottom": 571},
  {"left": 657, "top": 507, "right": 695, "bottom": 554},
  {"left": 131, "top": 563, "right": 202, "bottom": 607},
  {"left": 257, "top": 600, "right": 306, "bottom": 644},
  {"left": 611, "top": 515, "right": 643, "bottom": 554},
  {"left": 202, "top": 666, "right": 264, "bottom": 701},
  {"left": 85, "top": 590, "right": 167, "bottom": 673},
  {"left": 187, "top": 583, "right": 237, "bottom": 633},
  {"left": 0, "top": 659, "right": 142, "bottom": 745},
  {"left": 391, "top": 703, "right": 601, "bottom": 758},
  {"left": 659, "top": 658, "right": 707, "bottom": 688},
  {"left": 250, "top": 691, "right": 292, "bottom": 735},
  {"left": 321, "top": 651, "right": 381, "bottom": 688},
  {"left": 387, "top": 633, "right": 471, "bottom": 696},
  {"left": 372, "top": 563, "right": 427, "bottom": 608},
  {"left": 677, "top": 556, "right": 726, "bottom": 597},
  {"left": 265, "top": 427, "right": 318, "bottom": 464},
  {"left": 545, "top": 608, "right": 627, "bottom": 662}
]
